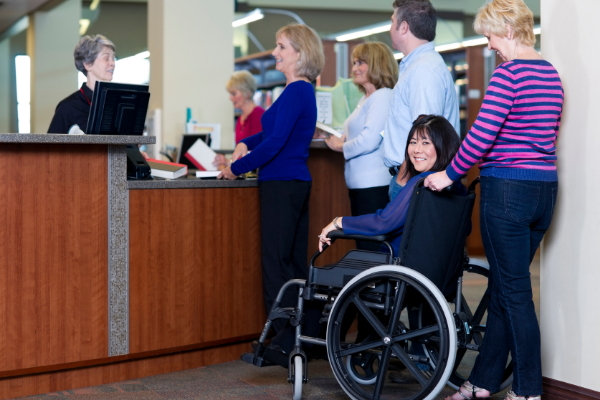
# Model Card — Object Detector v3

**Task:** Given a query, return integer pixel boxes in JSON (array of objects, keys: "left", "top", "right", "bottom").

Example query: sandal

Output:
[
  {"left": 445, "top": 381, "right": 491, "bottom": 399},
  {"left": 504, "top": 390, "right": 541, "bottom": 400}
]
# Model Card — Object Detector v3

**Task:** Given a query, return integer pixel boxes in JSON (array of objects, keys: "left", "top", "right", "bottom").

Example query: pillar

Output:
[
  {"left": 0, "top": 38, "right": 10, "bottom": 133},
  {"left": 148, "top": 0, "right": 234, "bottom": 152},
  {"left": 28, "top": 0, "right": 80, "bottom": 133},
  {"left": 541, "top": 0, "right": 600, "bottom": 392}
]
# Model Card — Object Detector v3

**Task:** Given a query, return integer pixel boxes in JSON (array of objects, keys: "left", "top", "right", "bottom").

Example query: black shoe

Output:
[{"left": 251, "top": 339, "right": 271, "bottom": 351}]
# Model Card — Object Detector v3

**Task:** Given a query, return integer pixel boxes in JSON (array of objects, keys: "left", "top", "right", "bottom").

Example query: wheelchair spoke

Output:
[
  {"left": 386, "top": 281, "right": 406, "bottom": 336},
  {"left": 453, "top": 348, "right": 467, "bottom": 373},
  {"left": 351, "top": 293, "right": 388, "bottom": 339},
  {"left": 471, "top": 287, "right": 490, "bottom": 325},
  {"left": 372, "top": 346, "right": 392, "bottom": 400},
  {"left": 337, "top": 339, "right": 384, "bottom": 358},
  {"left": 391, "top": 324, "right": 439, "bottom": 344},
  {"left": 390, "top": 342, "right": 429, "bottom": 386}
]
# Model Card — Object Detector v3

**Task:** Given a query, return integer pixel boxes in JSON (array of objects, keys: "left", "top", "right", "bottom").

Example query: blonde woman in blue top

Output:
[{"left": 219, "top": 24, "right": 324, "bottom": 337}]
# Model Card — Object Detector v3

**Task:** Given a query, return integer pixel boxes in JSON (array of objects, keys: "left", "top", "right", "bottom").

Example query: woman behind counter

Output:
[
  {"left": 321, "top": 42, "right": 398, "bottom": 251},
  {"left": 48, "top": 34, "right": 116, "bottom": 133},
  {"left": 214, "top": 70, "right": 264, "bottom": 168},
  {"left": 218, "top": 24, "right": 324, "bottom": 336}
]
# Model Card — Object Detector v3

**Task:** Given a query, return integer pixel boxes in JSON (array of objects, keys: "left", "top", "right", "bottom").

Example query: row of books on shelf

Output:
[{"left": 252, "top": 86, "right": 284, "bottom": 111}]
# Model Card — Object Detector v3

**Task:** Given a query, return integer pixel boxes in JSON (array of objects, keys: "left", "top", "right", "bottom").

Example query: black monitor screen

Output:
[
  {"left": 86, "top": 81, "right": 150, "bottom": 135},
  {"left": 177, "top": 134, "right": 212, "bottom": 170}
]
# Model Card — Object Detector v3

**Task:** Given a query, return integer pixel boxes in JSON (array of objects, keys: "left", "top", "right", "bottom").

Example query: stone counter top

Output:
[
  {"left": 0, "top": 133, "right": 156, "bottom": 145},
  {"left": 127, "top": 177, "right": 258, "bottom": 190}
]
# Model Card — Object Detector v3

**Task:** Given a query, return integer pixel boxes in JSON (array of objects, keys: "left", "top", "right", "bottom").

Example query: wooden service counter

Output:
[{"left": 0, "top": 136, "right": 352, "bottom": 398}]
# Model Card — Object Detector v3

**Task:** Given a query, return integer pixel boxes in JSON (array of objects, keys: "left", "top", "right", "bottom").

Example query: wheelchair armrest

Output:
[{"left": 327, "top": 230, "right": 387, "bottom": 243}]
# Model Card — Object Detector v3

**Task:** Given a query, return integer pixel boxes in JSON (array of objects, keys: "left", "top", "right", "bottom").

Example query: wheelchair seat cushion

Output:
[{"left": 310, "top": 250, "right": 391, "bottom": 289}]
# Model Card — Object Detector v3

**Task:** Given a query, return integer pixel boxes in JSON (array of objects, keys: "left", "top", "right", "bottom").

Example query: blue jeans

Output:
[
  {"left": 388, "top": 174, "right": 404, "bottom": 201},
  {"left": 469, "top": 176, "right": 558, "bottom": 396}
]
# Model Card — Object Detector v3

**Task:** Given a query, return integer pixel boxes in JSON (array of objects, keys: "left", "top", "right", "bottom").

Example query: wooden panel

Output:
[
  {"left": 465, "top": 45, "right": 486, "bottom": 255},
  {"left": 0, "top": 340, "right": 252, "bottom": 399},
  {"left": 307, "top": 148, "right": 355, "bottom": 265},
  {"left": 543, "top": 377, "right": 600, "bottom": 400},
  {"left": 129, "top": 188, "right": 264, "bottom": 353},
  {"left": 0, "top": 144, "right": 109, "bottom": 371}
]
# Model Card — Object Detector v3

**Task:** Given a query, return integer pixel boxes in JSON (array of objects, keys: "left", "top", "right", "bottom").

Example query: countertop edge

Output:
[
  {"left": 127, "top": 179, "right": 259, "bottom": 189},
  {"left": 0, "top": 134, "right": 156, "bottom": 145}
]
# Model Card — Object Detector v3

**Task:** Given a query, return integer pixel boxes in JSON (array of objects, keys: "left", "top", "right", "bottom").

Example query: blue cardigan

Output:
[
  {"left": 231, "top": 81, "right": 316, "bottom": 182},
  {"left": 343, "top": 171, "right": 467, "bottom": 256}
]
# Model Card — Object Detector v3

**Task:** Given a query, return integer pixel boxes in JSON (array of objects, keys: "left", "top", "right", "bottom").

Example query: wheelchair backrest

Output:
[{"left": 397, "top": 179, "right": 476, "bottom": 297}]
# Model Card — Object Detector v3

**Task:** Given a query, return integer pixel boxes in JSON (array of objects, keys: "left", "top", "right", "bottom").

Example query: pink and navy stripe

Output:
[{"left": 446, "top": 59, "right": 564, "bottom": 182}]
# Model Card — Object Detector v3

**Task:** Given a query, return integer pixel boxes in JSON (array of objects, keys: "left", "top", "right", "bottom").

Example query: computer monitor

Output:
[
  {"left": 86, "top": 81, "right": 150, "bottom": 135},
  {"left": 177, "top": 133, "right": 212, "bottom": 170}
]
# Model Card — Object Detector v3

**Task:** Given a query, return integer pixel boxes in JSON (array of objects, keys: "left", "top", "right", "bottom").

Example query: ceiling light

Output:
[
  {"left": 90, "top": 0, "right": 100, "bottom": 11},
  {"left": 232, "top": 9, "right": 264, "bottom": 28},
  {"left": 79, "top": 19, "right": 90, "bottom": 35},
  {"left": 334, "top": 22, "right": 392, "bottom": 42}
]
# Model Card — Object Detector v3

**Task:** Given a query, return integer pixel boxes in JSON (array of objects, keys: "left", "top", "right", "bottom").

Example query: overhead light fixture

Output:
[
  {"left": 79, "top": 19, "right": 90, "bottom": 35},
  {"left": 135, "top": 51, "right": 150, "bottom": 59},
  {"left": 232, "top": 9, "right": 264, "bottom": 28},
  {"left": 334, "top": 22, "right": 391, "bottom": 42},
  {"left": 90, "top": 0, "right": 101, "bottom": 11}
]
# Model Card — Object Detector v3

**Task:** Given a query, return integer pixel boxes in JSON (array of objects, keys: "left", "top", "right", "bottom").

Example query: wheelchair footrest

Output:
[
  {"left": 241, "top": 351, "right": 274, "bottom": 367},
  {"left": 269, "top": 307, "right": 296, "bottom": 320}
]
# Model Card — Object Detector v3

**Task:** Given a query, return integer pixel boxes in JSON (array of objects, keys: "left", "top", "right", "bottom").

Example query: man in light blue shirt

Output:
[{"left": 385, "top": 0, "right": 460, "bottom": 200}]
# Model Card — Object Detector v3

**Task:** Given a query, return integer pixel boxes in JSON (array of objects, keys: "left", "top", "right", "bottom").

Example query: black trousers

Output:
[
  {"left": 342, "top": 185, "right": 390, "bottom": 342},
  {"left": 348, "top": 185, "right": 390, "bottom": 251},
  {"left": 259, "top": 179, "right": 312, "bottom": 334}
]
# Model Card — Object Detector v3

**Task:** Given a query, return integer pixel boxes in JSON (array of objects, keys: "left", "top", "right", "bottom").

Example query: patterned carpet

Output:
[{"left": 15, "top": 359, "right": 507, "bottom": 400}]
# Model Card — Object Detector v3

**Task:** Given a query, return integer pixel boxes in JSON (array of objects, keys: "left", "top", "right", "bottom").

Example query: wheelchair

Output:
[{"left": 244, "top": 178, "right": 513, "bottom": 400}]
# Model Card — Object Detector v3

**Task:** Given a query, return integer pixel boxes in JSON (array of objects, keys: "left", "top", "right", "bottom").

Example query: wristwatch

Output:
[{"left": 333, "top": 217, "right": 342, "bottom": 230}]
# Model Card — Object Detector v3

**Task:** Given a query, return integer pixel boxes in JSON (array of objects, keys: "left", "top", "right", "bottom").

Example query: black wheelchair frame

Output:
[{"left": 245, "top": 178, "right": 513, "bottom": 400}]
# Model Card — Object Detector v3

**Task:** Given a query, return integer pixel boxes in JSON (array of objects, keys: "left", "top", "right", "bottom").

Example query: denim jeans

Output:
[
  {"left": 469, "top": 176, "right": 558, "bottom": 396},
  {"left": 388, "top": 174, "right": 405, "bottom": 201}
]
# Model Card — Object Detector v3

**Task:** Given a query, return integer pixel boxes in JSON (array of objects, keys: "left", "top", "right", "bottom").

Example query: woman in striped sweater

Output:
[{"left": 426, "top": 1, "right": 564, "bottom": 399}]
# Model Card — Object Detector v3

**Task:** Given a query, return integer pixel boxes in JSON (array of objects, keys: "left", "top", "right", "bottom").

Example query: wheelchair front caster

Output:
[{"left": 291, "top": 355, "right": 304, "bottom": 400}]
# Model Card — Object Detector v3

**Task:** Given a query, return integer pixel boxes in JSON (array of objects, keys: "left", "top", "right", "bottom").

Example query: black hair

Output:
[
  {"left": 392, "top": 0, "right": 437, "bottom": 42},
  {"left": 401, "top": 115, "right": 461, "bottom": 181}
]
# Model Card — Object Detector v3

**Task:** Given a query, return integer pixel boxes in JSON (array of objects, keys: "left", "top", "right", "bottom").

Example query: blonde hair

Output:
[
  {"left": 351, "top": 42, "right": 399, "bottom": 94},
  {"left": 276, "top": 24, "right": 325, "bottom": 81},
  {"left": 226, "top": 70, "right": 257, "bottom": 99},
  {"left": 474, "top": 0, "right": 536, "bottom": 47}
]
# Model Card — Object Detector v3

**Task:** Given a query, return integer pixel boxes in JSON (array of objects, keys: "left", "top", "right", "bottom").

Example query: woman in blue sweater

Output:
[
  {"left": 318, "top": 115, "right": 463, "bottom": 256},
  {"left": 219, "top": 24, "right": 324, "bottom": 335}
]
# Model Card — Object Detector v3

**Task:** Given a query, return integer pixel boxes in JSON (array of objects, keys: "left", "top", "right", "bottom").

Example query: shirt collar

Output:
[
  {"left": 80, "top": 83, "right": 93, "bottom": 100},
  {"left": 399, "top": 41, "right": 435, "bottom": 69}
]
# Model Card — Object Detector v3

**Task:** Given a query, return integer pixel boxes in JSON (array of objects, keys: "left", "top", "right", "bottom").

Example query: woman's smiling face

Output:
[
  {"left": 272, "top": 34, "right": 300, "bottom": 77},
  {"left": 408, "top": 130, "right": 437, "bottom": 172}
]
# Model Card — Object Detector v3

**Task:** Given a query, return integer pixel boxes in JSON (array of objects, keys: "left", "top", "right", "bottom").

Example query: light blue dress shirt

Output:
[
  {"left": 342, "top": 88, "right": 392, "bottom": 189},
  {"left": 382, "top": 42, "right": 460, "bottom": 168}
]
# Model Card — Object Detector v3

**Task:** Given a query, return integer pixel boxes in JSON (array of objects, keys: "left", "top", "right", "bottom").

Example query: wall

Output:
[
  {"left": 28, "top": 0, "right": 80, "bottom": 133},
  {"left": 148, "top": 0, "right": 234, "bottom": 150},
  {"left": 540, "top": 0, "right": 600, "bottom": 390},
  {"left": 0, "top": 39, "right": 9, "bottom": 133}
]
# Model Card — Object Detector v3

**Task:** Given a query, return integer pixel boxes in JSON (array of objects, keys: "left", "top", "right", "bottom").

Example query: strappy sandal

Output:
[
  {"left": 445, "top": 381, "right": 491, "bottom": 399},
  {"left": 504, "top": 390, "right": 541, "bottom": 400}
]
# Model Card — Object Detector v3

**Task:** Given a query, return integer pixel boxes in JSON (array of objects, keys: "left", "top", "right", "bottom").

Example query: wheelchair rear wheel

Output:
[
  {"left": 326, "top": 266, "right": 456, "bottom": 400},
  {"left": 420, "top": 258, "right": 513, "bottom": 392}
]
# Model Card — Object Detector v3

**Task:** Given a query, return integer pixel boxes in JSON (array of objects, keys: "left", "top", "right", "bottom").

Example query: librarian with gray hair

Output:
[{"left": 48, "top": 34, "right": 116, "bottom": 134}]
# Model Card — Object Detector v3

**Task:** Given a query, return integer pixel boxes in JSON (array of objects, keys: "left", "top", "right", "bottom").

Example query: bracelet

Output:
[{"left": 333, "top": 216, "right": 342, "bottom": 230}]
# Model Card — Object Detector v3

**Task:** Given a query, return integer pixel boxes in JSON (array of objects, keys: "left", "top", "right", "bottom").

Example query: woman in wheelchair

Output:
[{"left": 318, "top": 114, "right": 462, "bottom": 255}]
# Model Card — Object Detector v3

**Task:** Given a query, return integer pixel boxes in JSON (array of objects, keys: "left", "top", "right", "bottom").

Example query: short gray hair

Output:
[
  {"left": 226, "top": 70, "right": 258, "bottom": 99},
  {"left": 74, "top": 35, "right": 116, "bottom": 76}
]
